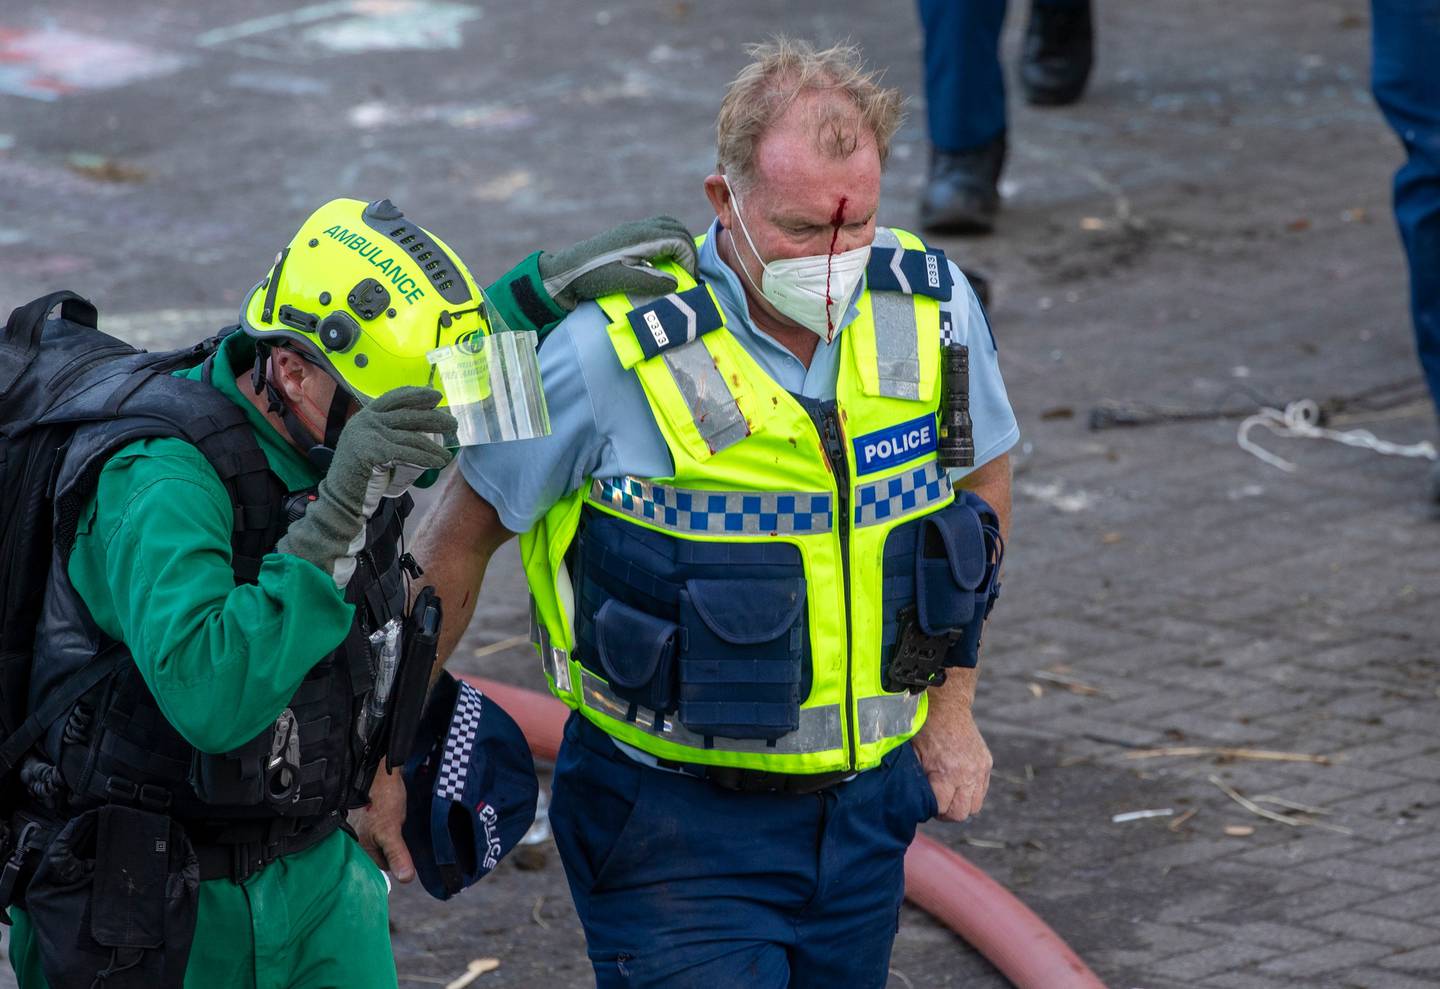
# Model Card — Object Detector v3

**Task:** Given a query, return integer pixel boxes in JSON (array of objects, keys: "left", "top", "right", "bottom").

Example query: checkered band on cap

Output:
[
  {"left": 590, "top": 477, "right": 834, "bottom": 535},
  {"left": 435, "top": 681, "right": 486, "bottom": 801},
  {"left": 854, "top": 461, "right": 952, "bottom": 528}
]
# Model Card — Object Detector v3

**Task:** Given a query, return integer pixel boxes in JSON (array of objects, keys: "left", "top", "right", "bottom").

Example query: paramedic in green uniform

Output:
[{"left": 7, "top": 199, "right": 694, "bottom": 989}]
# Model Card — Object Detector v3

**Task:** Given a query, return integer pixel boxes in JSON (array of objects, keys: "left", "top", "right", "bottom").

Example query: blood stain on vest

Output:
[{"left": 823, "top": 196, "right": 848, "bottom": 343}]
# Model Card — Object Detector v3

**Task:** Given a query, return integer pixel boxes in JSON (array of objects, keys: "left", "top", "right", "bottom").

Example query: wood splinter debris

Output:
[
  {"left": 1112, "top": 808, "right": 1174, "bottom": 823},
  {"left": 446, "top": 959, "right": 501, "bottom": 989},
  {"left": 1167, "top": 809, "right": 1198, "bottom": 832},
  {"left": 1029, "top": 670, "right": 1103, "bottom": 696},
  {"left": 473, "top": 633, "right": 530, "bottom": 658},
  {"left": 961, "top": 837, "right": 1008, "bottom": 849},
  {"left": 1251, "top": 794, "right": 1334, "bottom": 816},
  {"left": 1208, "top": 776, "right": 1353, "bottom": 835},
  {"left": 1125, "top": 746, "right": 1332, "bottom": 765}
]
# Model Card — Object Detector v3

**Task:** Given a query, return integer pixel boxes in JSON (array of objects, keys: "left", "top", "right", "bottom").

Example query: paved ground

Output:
[{"left": 2, "top": 1, "right": 1437, "bottom": 987}]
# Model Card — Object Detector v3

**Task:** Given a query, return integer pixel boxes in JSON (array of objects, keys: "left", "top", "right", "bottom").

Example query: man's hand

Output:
[
  {"left": 349, "top": 766, "right": 415, "bottom": 882},
  {"left": 910, "top": 672, "right": 992, "bottom": 822}
]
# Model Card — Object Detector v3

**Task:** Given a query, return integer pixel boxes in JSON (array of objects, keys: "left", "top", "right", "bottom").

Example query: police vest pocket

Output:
[
  {"left": 594, "top": 599, "right": 681, "bottom": 715},
  {"left": 915, "top": 502, "right": 988, "bottom": 635},
  {"left": 677, "top": 578, "right": 807, "bottom": 741}
]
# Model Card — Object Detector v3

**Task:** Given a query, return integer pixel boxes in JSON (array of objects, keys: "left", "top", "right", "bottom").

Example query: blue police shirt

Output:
[{"left": 460, "top": 219, "right": 1019, "bottom": 534}]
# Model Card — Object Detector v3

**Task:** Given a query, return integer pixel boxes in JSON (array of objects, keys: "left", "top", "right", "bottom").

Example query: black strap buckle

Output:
[
  {"left": 230, "top": 841, "right": 257, "bottom": 883},
  {"left": 884, "top": 606, "right": 955, "bottom": 694},
  {"left": 0, "top": 822, "right": 43, "bottom": 917},
  {"left": 103, "top": 777, "right": 173, "bottom": 813}
]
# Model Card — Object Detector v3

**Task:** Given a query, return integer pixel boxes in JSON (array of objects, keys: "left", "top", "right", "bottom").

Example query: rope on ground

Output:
[
  {"left": 1089, "top": 376, "right": 1430, "bottom": 431},
  {"left": 1237, "top": 399, "right": 1437, "bottom": 473}
]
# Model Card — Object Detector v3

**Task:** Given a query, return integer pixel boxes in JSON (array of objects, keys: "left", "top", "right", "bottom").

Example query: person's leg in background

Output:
[
  {"left": 918, "top": 0, "right": 1010, "bottom": 235},
  {"left": 918, "top": 0, "right": 1094, "bottom": 236},
  {"left": 1371, "top": 0, "right": 1440, "bottom": 504},
  {"left": 1022, "top": 0, "right": 1095, "bottom": 107}
]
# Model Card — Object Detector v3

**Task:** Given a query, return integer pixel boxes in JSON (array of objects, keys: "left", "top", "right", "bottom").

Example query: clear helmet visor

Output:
[{"left": 427, "top": 301, "right": 550, "bottom": 445}]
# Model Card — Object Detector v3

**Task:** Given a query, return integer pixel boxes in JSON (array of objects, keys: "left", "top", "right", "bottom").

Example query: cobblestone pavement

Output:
[{"left": 2, "top": 0, "right": 1436, "bottom": 987}]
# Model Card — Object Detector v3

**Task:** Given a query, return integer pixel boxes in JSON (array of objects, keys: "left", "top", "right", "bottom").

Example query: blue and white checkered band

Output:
[
  {"left": 864, "top": 242, "right": 953, "bottom": 301},
  {"left": 435, "top": 681, "right": 485, "bottom": 801},
  {"left": 853, "top": 461, "right": 952, "bottom": 528},
  {"left": 591, "top": 477, "right": 834, "bottom": 535},
  {"left": 626, "top": 284, "right": 725, "bottom": 360}
]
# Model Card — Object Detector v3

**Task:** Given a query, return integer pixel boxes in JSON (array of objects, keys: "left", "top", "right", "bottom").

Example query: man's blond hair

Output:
[{"left": 716, "top": 37, "right": 906, "bottom": 190}]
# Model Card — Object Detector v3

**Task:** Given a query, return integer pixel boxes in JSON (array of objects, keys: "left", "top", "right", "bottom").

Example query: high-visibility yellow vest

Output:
[{"left": 520, "top": 227, "right": 983, "bottom": 774}]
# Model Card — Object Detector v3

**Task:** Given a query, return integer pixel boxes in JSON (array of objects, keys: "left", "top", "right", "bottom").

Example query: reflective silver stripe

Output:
[
  {"left": 857, "top": 692, "right": 923, "bottom": 745},
  {"left": 580, "top": 671, "right": 844, "bottom": 755},
  {"left": 530, "top": 597, "right": 571, "bottom": 693},
  {"left": 870, "top": 228, "right": 921, "bottom": 400},
  {"left": 662, "top": 338, "right": 750, "bottom": 454},
  {"left": 875, "top": 227, "right": 911, "bottom": 292},
  {"left": 853, "top": 460, "right": 952, "bottom": 528},
  {"left": 590, "top": 476, "right": 834, "bottom": 535},
  {"left": 669, "top": 292, "right": 701, "bottom": 346}
]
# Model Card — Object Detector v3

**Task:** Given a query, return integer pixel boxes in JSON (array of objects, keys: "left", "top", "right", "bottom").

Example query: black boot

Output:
[
  {"left": 1021, "top": 3, "right": 1094, "bottom": 106},
  {"left": 920, "top": 133, "right": 1006, "bottom": 236}
]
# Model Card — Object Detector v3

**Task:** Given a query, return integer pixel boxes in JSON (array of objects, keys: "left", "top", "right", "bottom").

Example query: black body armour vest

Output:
[{"left": 25, "top": 358, "right": 408, "bottom": 843}]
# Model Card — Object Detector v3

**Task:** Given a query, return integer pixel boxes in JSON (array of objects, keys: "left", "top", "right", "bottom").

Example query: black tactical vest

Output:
[{"left": 24, "top": 358, "right": 408, "bottom": 843}]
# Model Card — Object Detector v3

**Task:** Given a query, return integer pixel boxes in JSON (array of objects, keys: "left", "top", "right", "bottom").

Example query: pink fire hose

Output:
[{"left": 462, "top": 675, "right": 1108, "bottom": 989}]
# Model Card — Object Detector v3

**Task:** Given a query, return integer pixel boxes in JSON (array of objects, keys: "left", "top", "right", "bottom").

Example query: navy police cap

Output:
[{"left": 401, "top": 672, "right": 539, "bottom": 900}]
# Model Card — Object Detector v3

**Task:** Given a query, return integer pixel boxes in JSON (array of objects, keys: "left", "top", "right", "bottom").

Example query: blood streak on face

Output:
[{"left": 823, "top": 196, "right": 848, "bottom": 342}]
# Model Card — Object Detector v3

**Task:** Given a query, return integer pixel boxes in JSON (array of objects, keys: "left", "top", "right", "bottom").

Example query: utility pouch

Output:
[
  {"left": 189, "top": 738, "right": 267, "bottom": 807},
  {"left": 884, "top": 493, "right": 1004, "bottom": 692},
  {"left": 914, "top": 502, "right": 987, "bottom": 636},
  {"left": 384, "top": 585, "right": 442, "bottom": 772},
  {"left": 594, "top": 598, "right": 680, "bottom": 718},
  {"left": 677, "top": 578, "right": 806, "bottom": 741},
  {"left": 25, "top": 806, "right": 198, "bottom": 989},
  {"left": 190, "top": 706, "right": 307, "bottom": 813},
  {"left": 90, "top": 806, "right": 169, "bottom": 948}
]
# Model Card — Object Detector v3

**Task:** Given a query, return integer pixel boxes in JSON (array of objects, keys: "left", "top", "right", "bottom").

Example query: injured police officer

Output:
[{"left": 375, "top": 37, "right": 1018, "bottom": 989}]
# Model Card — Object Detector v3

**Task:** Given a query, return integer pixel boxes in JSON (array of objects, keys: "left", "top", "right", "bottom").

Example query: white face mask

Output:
[{"left": 724, "top": 177, "right": 871, "bottom": 342}]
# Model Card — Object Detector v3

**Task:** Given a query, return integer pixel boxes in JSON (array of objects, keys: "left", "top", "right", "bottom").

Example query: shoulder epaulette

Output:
[
  {"left": 625, "top": 283, "right": 724, "bottom": 360},
  {"left": 866, "top": 245, "right": 953, "bottom": 301}
]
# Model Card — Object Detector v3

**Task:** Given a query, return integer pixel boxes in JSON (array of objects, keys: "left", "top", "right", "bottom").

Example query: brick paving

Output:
[{"left": 2, "top": 0, "right": 1436, "bottom": 986}]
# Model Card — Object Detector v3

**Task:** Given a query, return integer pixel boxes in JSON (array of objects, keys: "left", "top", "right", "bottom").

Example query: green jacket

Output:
[{"left": 68, "top": 332, "right": 352, "bottom": 754}]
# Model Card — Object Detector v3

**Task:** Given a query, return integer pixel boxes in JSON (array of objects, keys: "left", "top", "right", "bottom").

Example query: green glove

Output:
[
  {"left": 483, "top": 217, "right": 700, "bottom": 338},
  {"left": 539, "top": 215, "right": 699, "bottom": 309},
  {"left": 278, "top": 387, "right": 455, "bottom": 588}
]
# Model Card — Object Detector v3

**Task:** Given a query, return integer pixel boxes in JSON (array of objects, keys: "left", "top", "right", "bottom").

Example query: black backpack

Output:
[{"left": 0, "top": 291, "right": 283, "bottom": 799}]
